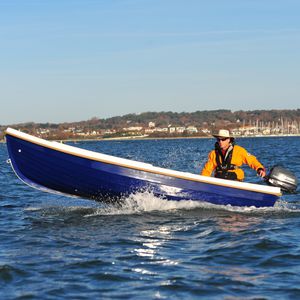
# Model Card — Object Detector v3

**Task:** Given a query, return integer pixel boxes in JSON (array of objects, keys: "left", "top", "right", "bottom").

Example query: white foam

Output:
[
  {"left": 84, "top": 192, "right": 300, "bottom": 217},
  {"left": 24, "top": 192, "right": 300, "bottom": 217}
]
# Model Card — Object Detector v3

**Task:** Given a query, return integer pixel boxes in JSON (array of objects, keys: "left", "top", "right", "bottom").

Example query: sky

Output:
[{"left": 1, "top": 0, "right": 300, "bottom": 125}]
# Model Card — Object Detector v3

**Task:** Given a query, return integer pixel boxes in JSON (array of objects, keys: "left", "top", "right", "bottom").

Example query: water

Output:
[{"left": 1, "top": 136, "right": 300, "bottom": 299}]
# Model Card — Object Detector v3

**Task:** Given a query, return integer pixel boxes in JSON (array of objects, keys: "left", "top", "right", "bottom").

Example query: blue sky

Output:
[{"left": 1, "top": 0, "right": 300, "bottom": 124}]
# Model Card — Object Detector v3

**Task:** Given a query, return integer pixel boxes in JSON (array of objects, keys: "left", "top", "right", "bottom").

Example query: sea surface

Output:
[{"left": 0, "top": 136, "right": 300, "bottom": 299}]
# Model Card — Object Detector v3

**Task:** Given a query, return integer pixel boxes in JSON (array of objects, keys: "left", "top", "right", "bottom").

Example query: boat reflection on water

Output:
[{"left": 216, "top": 214, "right": 262, "bottom": 233}]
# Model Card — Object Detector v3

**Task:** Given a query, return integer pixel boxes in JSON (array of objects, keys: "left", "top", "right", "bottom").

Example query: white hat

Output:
[{"left": 212, "top": 129, "right": 232, "bottom": 138}]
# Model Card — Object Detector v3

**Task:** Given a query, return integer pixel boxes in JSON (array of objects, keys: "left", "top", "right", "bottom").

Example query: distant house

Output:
[
  {"left": 176, "top": 127, "right": 186, "bottom": 133},
  {"left": 122, "top": 126, "right": 143, "bottom": 132},
  {"left": 145, "top": 128, "right": 155, "bottom": 133},
  {"left": 104, "top": 129, "right": 116, "bottom": 135},
  {"left": 86, "top": 130, "right": 99, "bottom": 136},
  {"left": 201, "top": 128, "right": 211, "bottom": 134},
  {"left": 155, "top": 127, "right": 168, "bottom": 132},
  {"left": 262, "top": 129, "right": 271, "bottom": 135},
  {"left": 231, "top": 129, "right": 241, "bottom": 136},
  {"left": 186, "top": 126, "right": 198, "bottom": 133},
  {"left": 38, "top": 129, "right": 50, "bottom": 135},
  {"left": 148, "top": 122, "right": 155, "bottom": 128}
]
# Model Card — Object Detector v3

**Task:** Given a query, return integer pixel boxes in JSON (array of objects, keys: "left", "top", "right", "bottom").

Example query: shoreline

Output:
[{"left": 2, "top": 133, "right": 300, "bottom": 144}]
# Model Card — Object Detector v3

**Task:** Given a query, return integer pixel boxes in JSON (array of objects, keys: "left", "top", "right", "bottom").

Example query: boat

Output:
[{"left": 5, "top": 127, "right": 283, "bottom": 208}]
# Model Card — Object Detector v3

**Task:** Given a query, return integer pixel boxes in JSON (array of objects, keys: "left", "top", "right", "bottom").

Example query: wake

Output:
[{"left": 24, "top": 191, "right": 300, "bottom": 217}]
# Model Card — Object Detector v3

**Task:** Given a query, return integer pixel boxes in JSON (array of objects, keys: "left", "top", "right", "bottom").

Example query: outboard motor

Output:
[{"left": 266, "top": 165, "right": 298, "bottom": 193}]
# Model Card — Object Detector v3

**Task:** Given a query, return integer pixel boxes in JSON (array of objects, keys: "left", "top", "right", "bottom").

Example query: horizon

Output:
[{"left": 1, "top": 1, "right": 300, "bottom": 124}]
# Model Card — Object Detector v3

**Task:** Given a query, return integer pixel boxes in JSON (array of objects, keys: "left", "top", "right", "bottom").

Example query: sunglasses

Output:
[{"left": 217, "top": 137, "right": 229, "bottom": 141}]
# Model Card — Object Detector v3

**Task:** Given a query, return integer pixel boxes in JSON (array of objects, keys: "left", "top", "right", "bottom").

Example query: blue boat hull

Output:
[{"left": 5, "top": 130, "right": 280, "bottom": 207}]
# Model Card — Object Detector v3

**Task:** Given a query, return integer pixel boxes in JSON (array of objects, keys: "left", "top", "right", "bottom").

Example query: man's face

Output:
[{"left": 217, "top": 137, "right": 230, "bottom": 150}]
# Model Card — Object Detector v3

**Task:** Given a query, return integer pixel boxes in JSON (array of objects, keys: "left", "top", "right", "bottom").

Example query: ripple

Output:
[
  {"left": 1, "top": 137, "right": 300, "bottom": 299},
  {"left": 0, "top": 264, "right": 28, "bottom": 282}
]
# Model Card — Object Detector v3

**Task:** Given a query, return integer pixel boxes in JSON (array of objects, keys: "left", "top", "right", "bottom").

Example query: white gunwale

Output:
[{"left": 5, "top": 127, "right": 282, "bottom": 197}]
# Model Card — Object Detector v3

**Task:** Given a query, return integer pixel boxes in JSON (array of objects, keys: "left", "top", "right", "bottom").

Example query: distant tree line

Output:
[{"left": 1, "top": 109, "right": 300, "bottom": 140}]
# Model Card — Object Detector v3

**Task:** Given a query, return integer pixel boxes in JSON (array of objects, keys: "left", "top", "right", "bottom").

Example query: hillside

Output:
[{"left": 1, "top": 109, "right": 300, "bottom": 140}]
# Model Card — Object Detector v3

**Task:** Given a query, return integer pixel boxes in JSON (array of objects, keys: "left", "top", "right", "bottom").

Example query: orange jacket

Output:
[{"left": 201, "top": 144, "right": 264, "bottom": 181}]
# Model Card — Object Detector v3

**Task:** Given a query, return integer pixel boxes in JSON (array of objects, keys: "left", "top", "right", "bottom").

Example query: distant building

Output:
[
  {"left": 145, "top": 128, "right": 155, "bottom": 133},
  {"left": 186, "top": 126, "right": 198, "bottom": 133},
  {"left": 176, "top": 127, "right": 186, "bottom": 133},
  {"left": 148, "top": 122, "right": 155, "bottom": 128},
  {"left": 104, "top": 129, "right": 116, "bottom": 135},
  {"left": 201, "top": 128, "right": 211, "bottom": 134},
  {"left": 122, "top": 126, "right": 143, "bottom": 132},
  {"left": 155, "top": 127, "right": 168, "bottom": 132}
]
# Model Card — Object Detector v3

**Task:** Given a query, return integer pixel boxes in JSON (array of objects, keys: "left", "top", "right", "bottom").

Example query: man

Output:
[{"left": 201, "top": 129, "right": 266, "bottom": 181}]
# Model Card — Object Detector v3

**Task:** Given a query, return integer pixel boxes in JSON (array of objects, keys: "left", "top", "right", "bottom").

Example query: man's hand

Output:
[{"left": 257, "top": 168, "right": 266, "bottom": 178}]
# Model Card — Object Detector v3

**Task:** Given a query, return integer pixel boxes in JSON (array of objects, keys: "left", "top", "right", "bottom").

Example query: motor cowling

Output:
[{"left": 266, "top": 165, "right": 298, "bottom": 193}]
